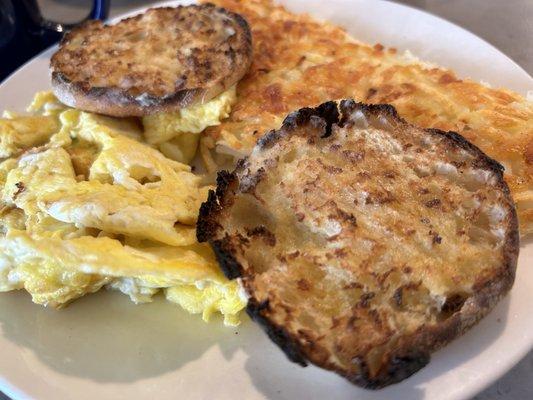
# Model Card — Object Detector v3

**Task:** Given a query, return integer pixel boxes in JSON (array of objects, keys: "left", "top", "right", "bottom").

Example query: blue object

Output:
[{"left": 0, "top": 0, "right": 110, "bottom": 82}]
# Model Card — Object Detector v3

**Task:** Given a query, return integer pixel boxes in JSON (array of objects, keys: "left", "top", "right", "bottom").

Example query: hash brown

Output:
[{"left": 202, "top": 0, "right": 533, "bottom": 236}]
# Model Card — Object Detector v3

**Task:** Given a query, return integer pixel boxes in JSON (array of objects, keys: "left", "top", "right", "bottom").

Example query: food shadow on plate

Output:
[
  {"left": 520, "top": 235, "right": 533, "bottom": 248},
  {"left": 0, "top": 268, "right": 513, "bottom": 394},
  {"left": 240, "top": 295, "right": 511, "bottom": 400},
  {"left": 0, "top": 289, "right": 246, "bottom": 383}
]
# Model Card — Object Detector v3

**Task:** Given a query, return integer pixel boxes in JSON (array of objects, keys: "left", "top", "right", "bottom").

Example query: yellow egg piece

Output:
[
  {"left": 142, "top": 86, "right": 236, "bottom": 164},
  {"left": 0, "top": 91, "right": 245, "bottom": 325}
]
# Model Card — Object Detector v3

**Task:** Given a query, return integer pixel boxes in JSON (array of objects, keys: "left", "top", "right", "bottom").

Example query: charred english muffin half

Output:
[
  {"left": 50, "top": 4, "right": 252, "bottom": 117},
  {"left": 197, "top": 100, "right": 519, "bottom": 388}
]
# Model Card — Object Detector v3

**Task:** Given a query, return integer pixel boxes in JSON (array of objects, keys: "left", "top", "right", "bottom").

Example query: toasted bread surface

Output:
[
  {"left": 50, "top": 4, "right": 252, "bottom": 117},
  {"left": 197, "top": 100, "right": 519, "bottom": 388},
  {"left": 202, "top": 0, "right": 533, "bottom": 236}
]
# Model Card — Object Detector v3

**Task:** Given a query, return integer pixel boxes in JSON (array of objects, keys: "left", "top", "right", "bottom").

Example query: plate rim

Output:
[
  {"left": 2, "top": 0, "right": 532, "bottom": 89},
  {"left": 0, "top": 1, "right": 531, "bottom": 399}
]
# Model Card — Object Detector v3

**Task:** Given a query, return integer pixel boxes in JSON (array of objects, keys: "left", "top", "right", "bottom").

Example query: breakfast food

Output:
[
  {"left": 202, "top": 0, "right": 533, "bottom": 236},
  {"left": 142, "top": 86, "right": 236, "bottom": 163},
  {"left": 50, "top": 4, "right": 248, "bottom": 166},
  {"left": 0, "top": 93, "right": 245, "bottom": 326},
  {"left": 197, "top": 100, "right": 519, "bottom": 387},
  {"left": 50, "top": 4, "right": 252, "bottom": 118},
  {"left": 0, "top": 3, "right": 255, "bottom": 325}
]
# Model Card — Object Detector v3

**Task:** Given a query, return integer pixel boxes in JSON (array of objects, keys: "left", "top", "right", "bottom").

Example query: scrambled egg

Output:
[
  {"left": 143, "top": 86, "right": 236, "bottom": 163},
  {"left": 0, "top": 91, "right": 245, "bottom": 326}
]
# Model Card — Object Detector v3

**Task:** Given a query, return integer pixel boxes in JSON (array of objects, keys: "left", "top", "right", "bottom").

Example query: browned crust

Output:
[
  {"left": 50, "top": 4, "right": 252, "bottom": 117},
  {"left": 201, "top": 0, "right": 533, "bottom": 237},
  {"left": 196, "top": 100, "right": 520, "bottom": 389}
]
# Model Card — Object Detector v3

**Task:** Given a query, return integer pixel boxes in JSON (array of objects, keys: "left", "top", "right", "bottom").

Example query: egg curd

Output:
[
  {"left": 0, "top": 90, "right": 245, "bottom": 326},
  {"left": 142, "top": 86, "right": 236, "bottom": 164}
]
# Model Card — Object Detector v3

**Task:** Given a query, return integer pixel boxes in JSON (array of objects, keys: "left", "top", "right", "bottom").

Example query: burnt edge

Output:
[
  {"left": 50, "top": 4, "right": 253, "bottom": 117},
  {"left": 210, "top": 236, "right": 244, "bottom": 280},
  {"left": 197, "top": 170, "right": 237, "bottom": 242},
  {"left": 256, "top": 100, "right": 340, "bottom": 150},
  {"left": 197, "top": 170, "right": 244, "bottom": 280},
  {"left": 195, "top": 99, "right": 520, "bottom": 389},
  {"left": 346, "top": 351, "right": 430, "bottom": 389},
  {"left": 246, "top": 298, "right": 308, "bottom": 366}
]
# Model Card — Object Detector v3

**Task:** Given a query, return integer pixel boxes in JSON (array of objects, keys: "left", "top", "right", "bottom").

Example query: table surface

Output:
[{"left": 1, "top": 0, "right": 532, "bottom": 399}]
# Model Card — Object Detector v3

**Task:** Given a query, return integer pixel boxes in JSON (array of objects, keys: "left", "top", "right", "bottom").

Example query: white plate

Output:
[{"left": 0, "top": 1, "right": 532, "bottom": 399}]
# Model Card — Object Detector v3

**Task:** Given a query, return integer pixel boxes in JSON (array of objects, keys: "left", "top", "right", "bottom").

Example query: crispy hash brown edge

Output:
[
  {"left": 50, "top": 4, "right": 252, "bottom": 117},
  {"left": 197, "top": 100, "right": 520, "bottom": 389}
]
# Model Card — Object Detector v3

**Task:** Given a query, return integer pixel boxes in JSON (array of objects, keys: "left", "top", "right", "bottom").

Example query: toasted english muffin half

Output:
[
  {"left": 197, "top": 100, "right": 519, "bottom": 388},
  {"left": 50, "top": 4, "right": 252, "bottom": 117}
]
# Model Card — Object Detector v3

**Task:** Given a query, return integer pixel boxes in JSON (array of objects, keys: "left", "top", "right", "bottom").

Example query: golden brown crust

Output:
[
  {"left": 197, "top": 100, "right": 519, "bottom": 388},
  {"left": 50, "top": 4, "right": 252, "bottom": 117},
  {"left": 202, "top": 0, "right": 533, "bottom": 237}
]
